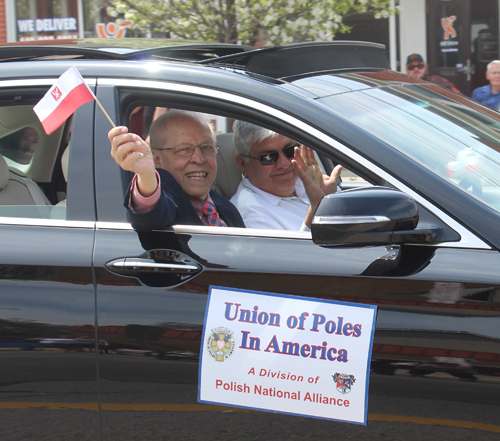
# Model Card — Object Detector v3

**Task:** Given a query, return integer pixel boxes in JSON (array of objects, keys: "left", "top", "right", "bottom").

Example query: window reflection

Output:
[
  {"left": 319, "top": 85, "right": 500, "bottom": 212},
  {"left": 0, "top": 127, "right": 38, "bottom": 165}
]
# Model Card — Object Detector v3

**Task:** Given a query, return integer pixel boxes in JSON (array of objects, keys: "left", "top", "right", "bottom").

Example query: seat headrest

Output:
[
  {"left": 0, "top": 153, "right": 9, "bottom": 192},
  {"left": 214, "top": 133, "right": 242, "bottom": 199}
]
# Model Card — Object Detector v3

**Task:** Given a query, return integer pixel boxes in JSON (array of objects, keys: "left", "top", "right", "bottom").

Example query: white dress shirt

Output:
[{"left": 230, "top": 177, "right": 310, "bottom": 231}]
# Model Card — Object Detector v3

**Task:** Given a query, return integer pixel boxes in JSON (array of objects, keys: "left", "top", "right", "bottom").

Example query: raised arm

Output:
[{"left": 109, "top": 126, "right": 158, "bottom": 197}]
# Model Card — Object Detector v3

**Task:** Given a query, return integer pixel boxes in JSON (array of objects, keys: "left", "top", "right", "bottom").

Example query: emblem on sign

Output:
[
  {"left": 332, "top": 373, "right": 356, "bottom": 394},
  {"left": 207, "top": 327, "right": 235, "bottom": 362}
]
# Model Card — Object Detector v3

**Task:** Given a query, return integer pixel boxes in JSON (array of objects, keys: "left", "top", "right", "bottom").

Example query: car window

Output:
[
  {"left": 319, "top": 85, "right": 500, "bottom": 212},
  {"left": 0, "top": 126, "right": 38, "bottom": 164},
  {"left": 122, "top": 103, "right": 374, "bottom": 232},
  {"left": 0, "top": 103, "right": 70, "bottom": 219}
]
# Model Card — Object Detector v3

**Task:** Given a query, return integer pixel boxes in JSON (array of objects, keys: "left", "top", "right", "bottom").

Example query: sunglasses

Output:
[
  {"left": 407, "top": 63, "right": 425, "bottom": 71},
  {"left": 240, "top": 142, "right": 300, "bottom": 165}
]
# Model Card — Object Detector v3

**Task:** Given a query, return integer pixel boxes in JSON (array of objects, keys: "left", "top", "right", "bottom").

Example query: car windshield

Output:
[{"left": 318, "top": 83, "right": 500, "bottom": 213}]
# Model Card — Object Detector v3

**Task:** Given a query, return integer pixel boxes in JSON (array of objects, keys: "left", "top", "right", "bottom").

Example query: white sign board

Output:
[{"left": 199, "top": 286, "right": 377, "bottom": 425}]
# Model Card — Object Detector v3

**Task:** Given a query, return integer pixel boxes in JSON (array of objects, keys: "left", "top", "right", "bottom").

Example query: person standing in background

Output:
[
  {"left": 406, "top": 53, "right": 461, "bottom": 93},
  {"left": 472, "top": 60, "right": 500, "bottom": 110}
]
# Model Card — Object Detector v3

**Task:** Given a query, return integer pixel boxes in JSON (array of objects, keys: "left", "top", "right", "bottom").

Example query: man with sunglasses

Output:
[
  {"left": 231, "top": 121, "right": 342, "bottom": 230},
  {"left": 109, "top": 110, "right": 244, "bottom": 230},
  {"left": 406, "top": 53, "right": 461, "bottom": 93}
]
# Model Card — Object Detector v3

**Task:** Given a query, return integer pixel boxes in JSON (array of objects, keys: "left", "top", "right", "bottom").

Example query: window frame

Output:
[{"left": 92, "top": 78, "right": 488, "bottom": 249}]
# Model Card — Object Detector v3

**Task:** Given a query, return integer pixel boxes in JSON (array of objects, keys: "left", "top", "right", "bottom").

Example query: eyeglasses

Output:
[
  {"left": 154, "top": 143, "right": 219, "bottom": 157},
  {"left": 240, "top": 142, "right": 300, "bottom": 166},
  {"left": 407, "top": 63, "right": 425, "bottom": 71}
]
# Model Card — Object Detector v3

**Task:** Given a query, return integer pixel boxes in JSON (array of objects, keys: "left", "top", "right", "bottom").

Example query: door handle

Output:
[
  {"left": 107, "top": 257, "right": 201, "bottom": 274},
  {"left": 105, "top": 249, "right": 204, "bottom": 287},
  {"left": 458, "top": 59, "right": 475, "bottom": 81}
]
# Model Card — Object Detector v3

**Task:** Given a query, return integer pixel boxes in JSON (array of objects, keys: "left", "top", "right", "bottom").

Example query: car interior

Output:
[
  {"left": 0, "top": 100, "right": 366, "bottom": 224},
  {"left": 128, "top": 106, "right": 367, "bottom": 202},
  {"left": 0, "top": 104, "right": 69, "bottom": 219}
]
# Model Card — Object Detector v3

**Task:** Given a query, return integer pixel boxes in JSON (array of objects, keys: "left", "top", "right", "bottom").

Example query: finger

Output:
[
  {"left": 114, "top": 132, "right": 142, "bottom": 148},
  {"left": 293, "top": 147, "right": 307, "bottom": 171},
  {"left": 110, "top": 128, "right": 133, "bottom": 159},
  {"left": 304, "top": 146, "right": 317, "bottom": 166},
  {"left": 108, "top": 126, "right": 128, "bottom": 144},
  {"left": 300, "top": 145, "right": 308, "bottom": 163},
  {"left": 291, "top": 159, "right": 313, "bottom": 185},
  {"left": 114, "top": 139, "right": 146, "bottom": 165},
  {"left": 299, "top": 146, "right": 312, "bottom": 165},
  {"left": 324, "top": 164, "right": 344, "bottom": 191},
  {"left": 119, "top": 150, "right": 146, "bottom": 172},
  {"left": 330, "top": 164, "right": 343, "bottom": 181},
  {"left": 114, "top": 133, "right": 147, "bottom": 157}
]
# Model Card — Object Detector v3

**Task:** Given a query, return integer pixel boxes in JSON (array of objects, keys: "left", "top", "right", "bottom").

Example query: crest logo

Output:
[
  {"left": 332, "top": 373, "right": 356, "bottom": 394},
  {"left": 207, "top": 327, "right": 235, "bottom": 362},
  {"left": 51, "top": 86, "right": 62, "bottom": 101}
]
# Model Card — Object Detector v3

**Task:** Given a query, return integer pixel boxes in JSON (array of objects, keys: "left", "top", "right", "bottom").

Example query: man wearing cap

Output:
[
  {"left": 406, "top": 53, "right": 461, "bottom": 93},
  {"left": 472, "top": 60, "right": 500, "bottom": 110}
]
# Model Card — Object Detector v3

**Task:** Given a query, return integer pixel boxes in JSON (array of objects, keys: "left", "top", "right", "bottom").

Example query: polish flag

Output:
[{"left": 34, "top": 66, "right": 95, "bottom": 135}]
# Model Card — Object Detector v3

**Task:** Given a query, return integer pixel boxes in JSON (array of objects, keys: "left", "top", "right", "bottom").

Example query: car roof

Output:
[{"left": 0, "top": 40, "right": 390, "bottom": 81}]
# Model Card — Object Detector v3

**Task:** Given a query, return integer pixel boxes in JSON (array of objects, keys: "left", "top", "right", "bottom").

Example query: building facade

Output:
[
  {"left": 2, "top": 0, "right": 109, "bottom": 42},
  {"left": 338, "top": 0, "right": 500, "bottom": 96},
  {"left": 0, "top": 0, "right": 499, "bottom": 96}
]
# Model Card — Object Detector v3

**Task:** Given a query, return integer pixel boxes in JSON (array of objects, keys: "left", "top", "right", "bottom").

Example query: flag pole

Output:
[{"left": 94, "top": 97, "right": 116, "bottom": 128}]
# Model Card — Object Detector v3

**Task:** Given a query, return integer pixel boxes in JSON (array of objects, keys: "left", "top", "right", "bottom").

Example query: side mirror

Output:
[{"left": 311, "top": 187, "right": 442, "bottom": 246}]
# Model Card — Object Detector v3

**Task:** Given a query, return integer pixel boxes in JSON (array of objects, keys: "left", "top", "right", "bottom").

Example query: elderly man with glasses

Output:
[
  {"left": 472, "top": 60, "right": 500, "bottom": 110},
  {"left": 109, "top": 109, "right": 245, "bottom": 231},
  {"left": 231, "top": 121, "right": 343, "bottom": 231}
]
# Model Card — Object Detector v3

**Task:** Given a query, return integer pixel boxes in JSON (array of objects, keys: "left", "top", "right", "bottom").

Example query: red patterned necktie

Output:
[{"left": 202, "top": 201, "right": 225, "bottom": 227}]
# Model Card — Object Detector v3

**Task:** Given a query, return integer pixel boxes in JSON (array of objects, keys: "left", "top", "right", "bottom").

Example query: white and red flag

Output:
[{"left": 33, "top": 66, "right": 95, "bottom": 135}]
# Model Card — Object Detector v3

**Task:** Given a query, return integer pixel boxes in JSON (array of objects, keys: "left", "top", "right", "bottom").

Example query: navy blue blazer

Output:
[{"left": 125, "top": 169, "right": 245, "bottom": 231}]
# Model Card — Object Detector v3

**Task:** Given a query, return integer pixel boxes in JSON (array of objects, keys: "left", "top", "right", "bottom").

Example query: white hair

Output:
[
  {"left": 487, "top": 60, "right": 500, "bottom": 72},
  {"left": 232, "top": 120, "right": 279, "bottom": 158}
]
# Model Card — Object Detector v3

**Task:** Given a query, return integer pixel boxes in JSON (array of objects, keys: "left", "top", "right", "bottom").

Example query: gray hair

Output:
[
  {"left": 149, "top": 109, "right": 214, "bottom": 150},
  {"left": 233, "top": 120, "right": 279, "bottom": 157},
  {"left": 487, "top": 60, "right": 500, "bottom": 72}
]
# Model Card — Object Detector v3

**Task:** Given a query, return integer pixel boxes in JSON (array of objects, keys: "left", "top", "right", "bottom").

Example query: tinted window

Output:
[
  {"left": 0, "top": 126, "right": 38, "bottom": 165},
  {"left": 319, "top": 84, "right": 500, "bottom": 212},
  {"left": 0, "top": 104, "right": 69, "bottom": 219}
]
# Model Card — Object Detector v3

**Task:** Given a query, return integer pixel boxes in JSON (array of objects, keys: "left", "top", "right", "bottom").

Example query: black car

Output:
[{"left": 1, "top": 40, "right": 500, "bottom": 440}]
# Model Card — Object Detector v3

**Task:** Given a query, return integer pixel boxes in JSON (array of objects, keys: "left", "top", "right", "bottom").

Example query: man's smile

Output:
[
  {"left": 271, "top": 168, "right": 294, "bottom": 177},
  {"left": 186, "top": 172, "right": 208, "bottom": 179}
]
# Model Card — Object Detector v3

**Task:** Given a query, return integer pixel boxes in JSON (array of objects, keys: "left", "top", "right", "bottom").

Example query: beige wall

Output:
[{"left": 399, "top": 0, "right": 427, "bottom": 71}]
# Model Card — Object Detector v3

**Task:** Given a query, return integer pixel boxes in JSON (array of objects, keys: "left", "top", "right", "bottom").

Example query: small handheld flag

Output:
[{"left": 33, "top": 66, "right": 115, "bottom": 135}]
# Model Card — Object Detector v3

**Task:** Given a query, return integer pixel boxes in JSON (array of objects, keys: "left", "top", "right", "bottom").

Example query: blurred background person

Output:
[
  {"left": 406, "top": 53, "right": 461, "bottom": 93},
  {"left": 472, "top": 60, "right": 500, "bottom": 110}
]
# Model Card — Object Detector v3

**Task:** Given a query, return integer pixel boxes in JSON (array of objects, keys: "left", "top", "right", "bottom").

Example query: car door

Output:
[
  {"left": 92, "top": 79, "right": 500, "bottom": 440},
  {"left": 0, "top": 80, "right": 100, "bottom": 440}
]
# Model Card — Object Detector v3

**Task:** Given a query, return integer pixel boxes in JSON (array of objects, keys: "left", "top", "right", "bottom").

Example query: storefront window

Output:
[
  {"left": 14, "top": 0, "right": 113, "bottom": 41},
  {"left": 16, "top": 0, "right": 80, "bottom": 41},
  {"left": 471, "top": 0, "right": 499, "bottom": 66}
]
